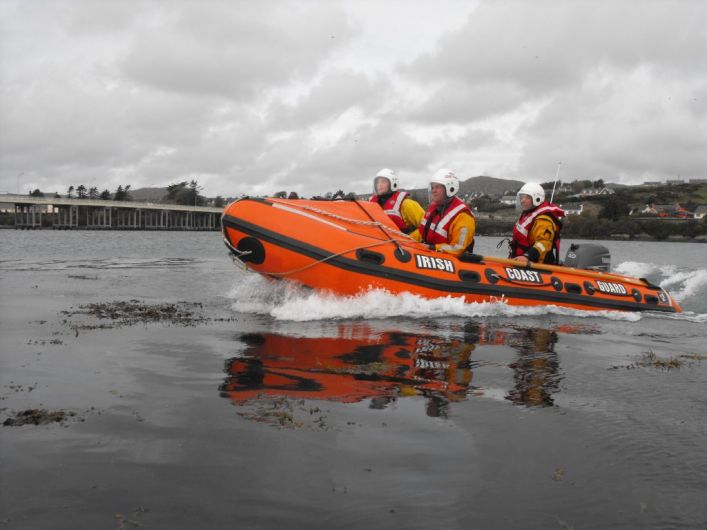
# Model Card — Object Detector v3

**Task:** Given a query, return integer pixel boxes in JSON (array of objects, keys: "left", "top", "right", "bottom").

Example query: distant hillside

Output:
[
  {"left": 408, "top": 175, "right": 523, "bottom": 200},
  {"left": 129, "top": 187, "right": 168, "bottom": 201},
  {"left": 460, "top": 175, "right": 524, "bottom": 196}
]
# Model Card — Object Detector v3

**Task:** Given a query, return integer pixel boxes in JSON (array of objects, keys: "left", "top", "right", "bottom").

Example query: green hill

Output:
[
  {"left": 129, "top": 187, "right": 168, "bottom": 202},
  {"left": 460, "top": 175, "right": 523, "bottom": 196}
]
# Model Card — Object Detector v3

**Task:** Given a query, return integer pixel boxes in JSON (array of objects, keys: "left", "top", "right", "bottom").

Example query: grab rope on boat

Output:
[
  {"left": 278, "top": 201, "right": 414, "bottom": 241},
  {"left": 234, "top": 238, "right": 399, "bottom": 277}
]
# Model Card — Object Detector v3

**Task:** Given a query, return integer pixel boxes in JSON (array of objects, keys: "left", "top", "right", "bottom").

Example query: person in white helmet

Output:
[
  {"left": 370, "top": 168, "right": 424, "bottom": 233},
  {"left": 510, "top": 182, "right": 565, "bottom": 265},
  {"left": 411, "top": 168, "right": 475, "bottom": 256}
]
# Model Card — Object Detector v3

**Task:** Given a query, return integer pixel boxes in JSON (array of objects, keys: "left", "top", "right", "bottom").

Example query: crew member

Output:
[
  {"left": 510, "top": 182, "right": 565, "bottom": 265},
  {"left": 411, "top": 168, "right": 475, "bottom": 256},
  {"left": 370, "top": 168, "right": 424, "bottom": 233}
]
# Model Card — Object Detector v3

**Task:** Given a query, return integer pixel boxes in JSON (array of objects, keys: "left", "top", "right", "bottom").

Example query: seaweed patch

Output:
[
  {"left": 3, "top": 408, "right": 76, "bottom": 426},
  {"left": 61, "top": 300, "right": 209, "bottom": 329}
]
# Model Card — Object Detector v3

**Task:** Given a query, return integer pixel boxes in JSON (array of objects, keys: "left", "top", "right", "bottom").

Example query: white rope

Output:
[
  {"left": 288, "top": 202, "right": 415, "bottom": 241},
  {"left": 246, "top": 239, "right": 398, "bottom": 277}
]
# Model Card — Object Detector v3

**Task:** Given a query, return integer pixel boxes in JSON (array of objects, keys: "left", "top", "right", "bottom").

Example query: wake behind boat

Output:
[{"left": 221, "top": 197, "right": 682, "bottom": 313}]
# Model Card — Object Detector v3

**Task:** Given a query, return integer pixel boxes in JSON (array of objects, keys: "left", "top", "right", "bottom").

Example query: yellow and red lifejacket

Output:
[
  {"left": 418, "top": 196, "right": 473, "bottom": 245},
  {"left": 511, "top": 202, "right": 565, "bottom": 263},
  {"left": 370, "top": 191, "right": 409, "bottom": 231}
]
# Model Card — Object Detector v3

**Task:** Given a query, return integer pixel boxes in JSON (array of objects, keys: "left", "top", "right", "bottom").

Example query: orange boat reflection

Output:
[
  {"left": 220, "top": 328, "right": 477, "bottom": 417},
  {"left": 220, "top": 322, "right": 592, "bottom": 420}
]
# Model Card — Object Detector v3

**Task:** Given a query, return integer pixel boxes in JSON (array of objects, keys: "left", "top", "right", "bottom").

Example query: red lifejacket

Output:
[
  {"left": 511, "top": 202, "right": 565, "bottom": 263},
  {"left": 418, "top": 196, "right": 474, "bottom": 245},
  {"left": 370, "top": 190, "right": 409, "bottom": 231}
]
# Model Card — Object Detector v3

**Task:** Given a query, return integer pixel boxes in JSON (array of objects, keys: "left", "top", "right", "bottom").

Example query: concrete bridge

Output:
[{"left": 1, "top": 194, "right": 224, "bottom": 230}]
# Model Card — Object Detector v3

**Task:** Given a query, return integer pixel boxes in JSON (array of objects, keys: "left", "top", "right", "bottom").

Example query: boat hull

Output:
[{"left": 222, "top": 198, "right": 682, "bottom": 313}]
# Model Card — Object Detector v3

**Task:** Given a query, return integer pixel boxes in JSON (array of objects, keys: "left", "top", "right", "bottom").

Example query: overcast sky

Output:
[{"left": 1, "top": 0, "right": 706, "bottom": 198}]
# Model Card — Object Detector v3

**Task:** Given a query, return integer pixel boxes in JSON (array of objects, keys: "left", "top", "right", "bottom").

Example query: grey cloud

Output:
[
  {"left": 401, "top": 0, "right": 707, "bottom": 182},
  {"left": 312, "top": 121, "right": 433, "bottom": 173},
  {"left": 268, "top": 70, "right": 389, "bottom": 129},
  {"left": 407, "top": 1, "right": 707, "bottom": 98},
  {"left": 122, "top": 2, "right": 356, "bottom": 100},
  {"left": 1, "top": 1, "right": 356, "bottom": 195},
  {"left": 243, "top": 121, "right": 437, "bottom": 197},
  {"left": 3, "top": 78, "right": 210, "bottom": 163},
  {"left": 518, "top": 82, "right": 707, "bottom": 182},
  {"left": 408, "top": 80, "right": 527, "bottom": 124},
  {"left": 66, "top": 1, "right": 145, "bottom": 33},
  {"left": 116, "top": 104, "right": 271, "bottom": 188},
  {"left": 3, "top": 1, "right": 706, "bottom": 197},
  {"left": 0, "top": 51, "right": 268, "bottom": 193},
  {"left": 686, "top": 84, "right": 707, "bottom": 118},
  {"left": 447, "top": 128, "right": 499, "bottom": 151}
]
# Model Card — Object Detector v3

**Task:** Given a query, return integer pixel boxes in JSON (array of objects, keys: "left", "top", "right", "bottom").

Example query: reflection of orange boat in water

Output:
[
  {"left": 220, "top": 329, "right": 476, "bottom": 417},
  {"left": 220, "top": 322, "right": 586, "bottom": 418}
]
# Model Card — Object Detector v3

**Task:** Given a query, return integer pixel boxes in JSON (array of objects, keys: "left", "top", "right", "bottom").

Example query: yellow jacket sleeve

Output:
[
  {"left": 433, "top": 212, "right": 476, "bottom": 256},
  {"left": 528, "top": 214, "right": 557, "bottom": 262},
  {"left": 400, "top": 198, "right": 425, "bottom": 232}
]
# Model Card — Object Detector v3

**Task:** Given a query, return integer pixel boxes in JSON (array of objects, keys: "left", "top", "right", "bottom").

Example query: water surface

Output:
[{"left": 1, "top": 231, "right": 705, "bottom": 529}]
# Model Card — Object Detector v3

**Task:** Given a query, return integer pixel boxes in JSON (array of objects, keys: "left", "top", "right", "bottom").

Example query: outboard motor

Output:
[{"left": 563, "top": 243, "right": 611, "bottom": 272}]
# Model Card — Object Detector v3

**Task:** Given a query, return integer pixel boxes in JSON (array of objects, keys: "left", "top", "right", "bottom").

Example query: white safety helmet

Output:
[
  {"left": 516, "top": 182, "right": 545, "bottom": 211},
  {"left": 373, "top": 168, "right": 399, "bottom": 195},
  {"left": 429, "top": 168, "right": 459, "bottom": 198}
]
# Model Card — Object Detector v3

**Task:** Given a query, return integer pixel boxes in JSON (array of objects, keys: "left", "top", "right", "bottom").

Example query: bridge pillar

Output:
[
  {"left": 52, "top": 205, "right": 78, "bottom": 229},
  {"left": 15, "top": 204, "right": 42, "bottom": 229},
  {"left": 87, "top": 207, "right": 111, "bottom": 229}
]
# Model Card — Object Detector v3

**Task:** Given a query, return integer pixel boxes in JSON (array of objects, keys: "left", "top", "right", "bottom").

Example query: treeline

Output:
[
  {"left": 165, "top": 181, "right": 226, "bottom": 207},
  {"left": 563, "top": 214, "right": 707, "bottom": 240},
  {"left": 28, "top": 179, "right": 226, "bottom": 207},
  {"left": 271, "top": 189, "right": 356, "bottom": 201},
  {"left": 476, "top": 215, "right": 706, "bottom": 240},
  {"left": 29, "top": 184, "right": 133, "bottom": 201}
]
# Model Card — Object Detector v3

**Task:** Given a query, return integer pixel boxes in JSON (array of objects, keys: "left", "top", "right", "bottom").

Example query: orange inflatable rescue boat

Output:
[{"left": 221, "top": 197, "right": 682, "bottom": 313}]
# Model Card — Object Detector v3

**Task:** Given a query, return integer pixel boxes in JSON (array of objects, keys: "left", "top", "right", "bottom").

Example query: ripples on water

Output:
[{"left": 0, "top": 257, "right": 196, "bottom": 271}]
